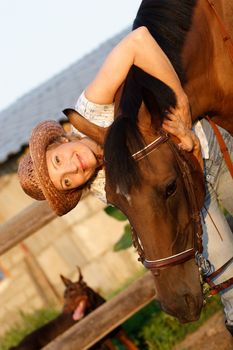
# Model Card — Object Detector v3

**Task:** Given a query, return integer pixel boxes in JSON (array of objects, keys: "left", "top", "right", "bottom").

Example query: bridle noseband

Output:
[{"left": 131, "top": 131, "right": 203, "bottom": 276}]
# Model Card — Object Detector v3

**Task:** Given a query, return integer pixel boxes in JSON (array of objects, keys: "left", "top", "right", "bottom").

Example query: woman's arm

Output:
[{"left": 85, "top": 26, "right": 191, "bottom": 128}]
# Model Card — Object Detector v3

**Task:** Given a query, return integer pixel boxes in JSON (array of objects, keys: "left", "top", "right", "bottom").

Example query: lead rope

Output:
[
  {"left": 203, "top": 205, "right": 223, "bottom": 241},
  {"left": 202, "top": 203, "right": 233, "bottom": 295},
  {"left": 205, "top": 116, "right": 233, "bottom": 178}
]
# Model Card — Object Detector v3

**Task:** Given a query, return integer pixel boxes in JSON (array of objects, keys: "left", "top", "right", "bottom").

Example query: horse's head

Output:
[
  {"left": 60, "top": 267, "right": 89, "bottom": 321},
  {"left": 106, "top": 108, "right": 205, "bottom": 323},
  {"left": 65, "top": 106, "right": 205, "bottom": 323}
]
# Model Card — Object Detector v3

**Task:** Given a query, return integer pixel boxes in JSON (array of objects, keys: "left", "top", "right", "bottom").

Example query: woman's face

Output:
[{"left": 46, "top": 139, "right": 98, "bottom": 190}]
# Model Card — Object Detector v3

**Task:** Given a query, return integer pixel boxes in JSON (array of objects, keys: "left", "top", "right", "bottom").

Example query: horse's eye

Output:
[{"left": 165, "top": 180, "right": 177, "bottom": 198}]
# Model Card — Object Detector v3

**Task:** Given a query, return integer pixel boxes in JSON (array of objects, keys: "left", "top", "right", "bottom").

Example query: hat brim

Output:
[{"left": 29, "top": 121, "right": 82, "bottom": 216}]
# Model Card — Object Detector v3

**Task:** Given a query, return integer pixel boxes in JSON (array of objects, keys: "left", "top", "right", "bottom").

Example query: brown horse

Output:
[
  {"left": 10, "top": 268, "right": 138, "bottom": 350},
  {"left": 64, "top": 0, "right": 233, "bottom": 323}
]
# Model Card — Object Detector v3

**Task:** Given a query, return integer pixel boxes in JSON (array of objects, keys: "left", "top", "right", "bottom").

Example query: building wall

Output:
[{"left": 0, "top": 171, "right": 143, "bottom": 335}]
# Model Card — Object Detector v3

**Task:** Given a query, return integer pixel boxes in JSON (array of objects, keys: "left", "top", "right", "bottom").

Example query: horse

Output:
[
  {"left": 10, "top": 267, "right": 138, "bottom": 350},
  {"left": 64, "top": 0, "right": 233, "bottom": 323}
]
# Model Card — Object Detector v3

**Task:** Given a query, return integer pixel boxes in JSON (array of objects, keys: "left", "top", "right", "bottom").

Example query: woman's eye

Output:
[
  {"left": 64, "top": 178, "right": 71, "bottom": 188},
  {"left": 55, "top": 155, "right": 60, "bottom": 164},
  {"left": 165, "top": 180, "right": 177, "bottom": 198}
]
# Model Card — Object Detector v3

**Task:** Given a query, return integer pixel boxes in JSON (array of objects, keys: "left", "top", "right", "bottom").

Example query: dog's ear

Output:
[
  {"left": 60, "top": 274, "right": 72, "bottom": 287},
  {"left": 77, "top": 266, "right": 83, "bottom": 282}
]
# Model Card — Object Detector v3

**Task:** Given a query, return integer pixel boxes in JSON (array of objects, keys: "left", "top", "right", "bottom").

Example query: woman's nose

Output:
[{"left": 66, "top": 160, "right": 79, "bottom": 173}]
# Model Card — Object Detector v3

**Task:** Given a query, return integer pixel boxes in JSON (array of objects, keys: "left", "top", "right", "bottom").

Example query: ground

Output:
[{"left": 173, "top": 311, "right": 233, "bottom": 350}]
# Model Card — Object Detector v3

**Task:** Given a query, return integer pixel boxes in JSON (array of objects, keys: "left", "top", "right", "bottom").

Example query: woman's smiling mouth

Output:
[{"left": 76, "top": 153, "right": 85, "bottom": 171}]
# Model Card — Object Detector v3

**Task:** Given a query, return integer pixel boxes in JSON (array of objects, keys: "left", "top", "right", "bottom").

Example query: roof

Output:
[{"left": 0, "top": 28, "right": 130, "bottom": 164}]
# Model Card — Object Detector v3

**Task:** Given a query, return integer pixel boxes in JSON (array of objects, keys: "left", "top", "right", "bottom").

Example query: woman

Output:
[
  {"left": 18, "top": 26, "right": 195, "bottom": 214},
  {"left": 18, "top": 26, "right": 233, "bottom": 334}
]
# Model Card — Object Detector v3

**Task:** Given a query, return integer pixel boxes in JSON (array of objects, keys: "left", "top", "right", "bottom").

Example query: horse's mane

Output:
[{"left": 104, "top": 0, "right": 197, "bottom": 193}]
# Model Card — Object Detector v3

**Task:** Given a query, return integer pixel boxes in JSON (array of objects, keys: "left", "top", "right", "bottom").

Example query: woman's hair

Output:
[{"left": 46, "top": 132, "right": 81, "bottom": 150}]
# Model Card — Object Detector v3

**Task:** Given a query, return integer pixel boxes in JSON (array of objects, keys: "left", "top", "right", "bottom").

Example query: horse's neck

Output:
[
  {"left": 182, "top": 0, "right": 233, "bottom": 130},
  {"left": 219, "top": 0, "right": 233, "bottom": 38}
]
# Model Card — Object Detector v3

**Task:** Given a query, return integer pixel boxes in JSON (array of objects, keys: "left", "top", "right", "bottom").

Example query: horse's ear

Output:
[
  {"left": 77, "top": 266, "right": 83, "bottom": 282},
  {"left": 60, "top": 274, "right": 72, "bottom": 287},
  {"left": 63, "top": 108, "right": 108, "bottom": 146},
  {"left": 137, "top": 102, "right": 161, "bottom": 136}
]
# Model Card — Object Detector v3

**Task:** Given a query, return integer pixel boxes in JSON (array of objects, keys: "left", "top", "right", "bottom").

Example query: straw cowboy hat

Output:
[{"left": 18, "top": 120, "right": 82, "bottom": 216}]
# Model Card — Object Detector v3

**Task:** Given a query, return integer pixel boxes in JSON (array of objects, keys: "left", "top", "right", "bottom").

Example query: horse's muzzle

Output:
[{"left": 160, "top": 292, "right": 203, "bottom": 323}]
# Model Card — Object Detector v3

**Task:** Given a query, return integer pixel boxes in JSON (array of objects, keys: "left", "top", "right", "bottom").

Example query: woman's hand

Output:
[
  {"left": 162, "top": 112, "right": 204, "bottom": 170},
  {"left": 162, "top": 112, "right": 195, "bottom": 151},
  {"left": 171, "top": 93, "right": 192, "bottom": 129}
]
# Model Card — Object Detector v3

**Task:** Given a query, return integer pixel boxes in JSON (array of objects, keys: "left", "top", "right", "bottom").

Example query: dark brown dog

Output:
[{"left": 10, "top": 267, "right": 138, "bottom": 349}]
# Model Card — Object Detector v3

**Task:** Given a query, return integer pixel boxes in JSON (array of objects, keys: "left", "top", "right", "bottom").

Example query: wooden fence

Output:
[
  {"left": 0, "top": 201, "right": 55, "bottom": 255},
  {"left": 0, "top": 201, "right": 156, "bottom": 349}
]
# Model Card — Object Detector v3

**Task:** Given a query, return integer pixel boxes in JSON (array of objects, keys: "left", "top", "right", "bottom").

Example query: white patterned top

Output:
[
  {"left": 73, "top": 91, "right": 114, "bottom": 203},
  {"left": 193, "top": 121, "right": 209, "bottom": 159}
]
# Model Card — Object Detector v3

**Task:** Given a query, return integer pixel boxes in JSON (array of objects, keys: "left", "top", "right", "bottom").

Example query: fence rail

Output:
[{"left": 0, "top": 201, "right": 55, "bottom": 255}]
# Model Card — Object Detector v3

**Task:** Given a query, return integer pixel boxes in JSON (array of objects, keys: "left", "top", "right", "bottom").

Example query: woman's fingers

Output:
[
  {"left": 162, "top": 123, "right": 179, "bottom": 135},
  {"left": 168, "top": 97, "right": 192, "bottom": 129},
  {"left": 164, "top": 112, "right": 177, "bottom": 121},
  {"left": 162, "top": 124, "right": 173, "bottom": 133},
  {"left": 163, "top": 119, "right": 195, "bottom": 152},
  {"left": 168, "top": 107, "right": 177, "bottom": 115},
  {"left": 163, "top": 97, "right": 196, "bottom": 153},
  {"left": 162, "top": 119, "right": 177, "bottom": 127},
  {"left": 178, "top": 142, "right": 193, "bottom": 152},
  {"left": 162, "top": 118, "right": 186, "bottom": 137}
]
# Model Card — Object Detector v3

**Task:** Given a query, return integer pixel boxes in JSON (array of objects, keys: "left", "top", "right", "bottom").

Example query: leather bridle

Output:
[{"left": 131, "top": 131, "right": 203, "bottom": 276}]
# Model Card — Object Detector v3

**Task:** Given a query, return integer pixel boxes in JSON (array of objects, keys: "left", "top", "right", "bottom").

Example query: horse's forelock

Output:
[{"left": 104, "top": 116, "right": 144, "bottom": 193}]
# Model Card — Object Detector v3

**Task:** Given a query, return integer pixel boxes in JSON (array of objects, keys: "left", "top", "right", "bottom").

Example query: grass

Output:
[
  {"left": 121, "top": 294, "right": 221, "bottom": 350},
  {"left": 0, "top": 307, "right": 59, "bottom": 350}
]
